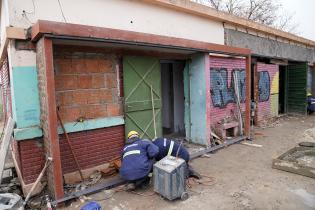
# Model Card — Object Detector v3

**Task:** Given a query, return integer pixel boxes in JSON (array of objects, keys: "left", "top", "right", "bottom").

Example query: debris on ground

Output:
[
  {"left": 272, "top": 142, "right": 315, "bottom": 179},
  {"left": 0, "top": 193, "right": 23, "bottom": 210}
]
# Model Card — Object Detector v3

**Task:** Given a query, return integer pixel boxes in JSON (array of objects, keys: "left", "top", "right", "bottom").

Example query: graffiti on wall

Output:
[
  {"left": 210, "top": 68, "right": 271, "bottom": 108},
  {"left": 258, "top": 71, "right": 270, "bottom": 102},
  {"left": 210, "top": 68, "right": 246, "bottom": 108}
]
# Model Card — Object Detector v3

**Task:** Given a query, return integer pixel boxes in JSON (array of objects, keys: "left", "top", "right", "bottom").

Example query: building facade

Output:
[{"left": 0, "top": 0, "right": 313, "bottom": 199}]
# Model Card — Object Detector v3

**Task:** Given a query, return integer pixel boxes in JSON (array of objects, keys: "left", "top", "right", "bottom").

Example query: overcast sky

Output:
[{"left": 279, "top": 0, "right": 315, "bottom": 40}]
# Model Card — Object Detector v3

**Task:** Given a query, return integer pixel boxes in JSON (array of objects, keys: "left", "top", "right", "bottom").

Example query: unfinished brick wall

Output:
[
  {"left": 16, "top": 125, "right": 124, "bottom": 184},
  {"left": 54, "top": 50, "right": 123, "bottom": 123},
  {"left": 256, "top": 63, "right": 279, "bottom": 124},
  {"left": 209, "top": 56, "right": 246, "bottom": 129},
  {"left": 18, "top": 138, "right": 45, "bottom": 184}
]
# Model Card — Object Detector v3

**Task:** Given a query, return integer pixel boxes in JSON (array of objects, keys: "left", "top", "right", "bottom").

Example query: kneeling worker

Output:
[
  {"left": 120, "top": 131, "right": 159, "bottom": 189},
  {"left": 153, "top": 137, "right": 200, "bottom": 179}
]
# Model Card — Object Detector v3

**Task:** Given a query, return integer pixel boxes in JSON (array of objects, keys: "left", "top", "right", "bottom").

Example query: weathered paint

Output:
[
  {"left": 184, "top": 61, "right": 191, "bottom": 139},
  {"left": 123, "top": 56, "right": 162, "bottom": 139},
  {"left": 8, "top": 0, "right": 224, "bottom": 44},
  {"left": 287, "top": 63, "right": 308, "bottom": 114},
  {"left": 205, "top": 53, "right": 211, "bottom": 145},
  {"left": 14, "top": 126, "right": 42, "bottom": 140},
  {"left": 58, "top": 116, "right": 124, "bottom": 135},
  {"left": 209, "top": 56, "right": 246, "bottom": 128},
  {"left": 14, "top": 116, "right": 125, "bottom": 141},
  {"left": 10, "top": 66, "right": 40, "bottom": 128},
  {"left": 190, "top": 53, "right": 207, "bottom": 145},
  {"left": 256, "top": 63, "right": 279, "bottom": 123}
]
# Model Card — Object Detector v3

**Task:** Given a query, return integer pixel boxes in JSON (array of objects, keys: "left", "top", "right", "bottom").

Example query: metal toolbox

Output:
[{"left": 153, "top": 156, "right": 188, "bottom": 200}]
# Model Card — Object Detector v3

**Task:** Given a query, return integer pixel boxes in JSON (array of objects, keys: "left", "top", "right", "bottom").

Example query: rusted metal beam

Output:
[
  {"left": 244, "top": 55, "right": 251, "bottom": 138},
  {"left": 57, "top": 110, "right": 84, "bottom": 181},
  {"left": 31, "top": 20, "right": 251, "bottom": 56},
  {"left": 40, "top": 37, "right": 64, "bottom": 199}
]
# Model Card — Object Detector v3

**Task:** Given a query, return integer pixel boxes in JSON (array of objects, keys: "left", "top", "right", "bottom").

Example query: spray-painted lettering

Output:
[
  {"left": 210, "top": 68, "right": 271, "bottom": 107},
  {"left": 258, "top": 71, "right": 270, "bottom": 102},
  {"left": 210, "top": 68, "right": 246, "bottom": 108}
]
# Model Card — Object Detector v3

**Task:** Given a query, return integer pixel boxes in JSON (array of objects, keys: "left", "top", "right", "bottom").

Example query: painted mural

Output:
[
  {"left": 256, "top": 63, "right": 279, "bottom": 123},
  {"left": 258, "top": 71, "right": 270, "bottom": 102},
  {"left": 209, "top": 56, "right": 279, "bottom": 127},
  {"left": 209, "top": 56, "right": 246, "bottom": 127},
  {"left": 210, "top": 68, "right": 246, "bottom": 108}
]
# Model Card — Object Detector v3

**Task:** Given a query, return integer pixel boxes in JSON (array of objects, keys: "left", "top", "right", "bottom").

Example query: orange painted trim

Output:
[{"left": 31, "top": 20, "right": 251, "bottom": 56}]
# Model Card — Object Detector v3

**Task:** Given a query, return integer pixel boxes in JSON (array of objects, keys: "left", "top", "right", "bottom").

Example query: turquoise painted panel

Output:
[
  {"left": 184, "top": 61, "right": 191, "bottom": 140},
  {"left": 15, "top": 116, "right": 125, "bottom": 141},
  {"left": 57, "top": 116, "right": 124, "bottom": 134},
  {"left": 11, "top": 66, "right": 40, "bottom": 128},
  {"left": 190, "top": 54, "right": 207, "bottom": 145},
  {"left": 14, "top": 126, "right": 43, "bottom": 140}
]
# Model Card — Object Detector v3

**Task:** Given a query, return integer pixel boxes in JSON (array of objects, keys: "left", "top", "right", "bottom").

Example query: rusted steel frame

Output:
[
  {"left": 244, "top": 55, "right": 251, "bottom": 138},
  {"left": 42, "top": 37, "right": 64, "bottom": 199},
  {"left": 31, "top": 20, "right": 251, "bottom": 56}
]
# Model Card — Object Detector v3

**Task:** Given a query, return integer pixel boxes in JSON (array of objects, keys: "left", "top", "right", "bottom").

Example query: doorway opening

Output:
[
  {"left": 279, "top": 65, "right": 287, "bottom": 114},
  {"left": 160, "top": 60, "right": 186, "bottom": 137}
]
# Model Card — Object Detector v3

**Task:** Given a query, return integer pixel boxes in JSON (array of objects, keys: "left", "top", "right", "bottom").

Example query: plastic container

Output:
[{"left": 81, "top": 201, "right": 102, "bottom": 210}]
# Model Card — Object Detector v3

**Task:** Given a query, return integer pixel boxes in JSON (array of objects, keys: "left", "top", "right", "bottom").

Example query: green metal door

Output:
[
  {"left": 287, "top": 63, "right": 308, "bottom": 114},
  {"left": 123, "top": 56, "right": 162, "bottom": 139}
]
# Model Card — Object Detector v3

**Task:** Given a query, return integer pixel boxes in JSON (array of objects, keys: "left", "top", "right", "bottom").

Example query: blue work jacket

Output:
[
  {"left": 120, "top": 137, "right": 159, "bottom": 181},
  {"left": 153, "top": 137, "right": 190, "bottom": 162}
]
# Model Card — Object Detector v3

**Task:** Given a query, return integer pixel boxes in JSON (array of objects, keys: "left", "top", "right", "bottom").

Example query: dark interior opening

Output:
[
  {"left": 161, "top": 60, "right": 186, "bottom": 137},
  {"left": 279, "top": 65, "right": 287, "bottom": 114}
]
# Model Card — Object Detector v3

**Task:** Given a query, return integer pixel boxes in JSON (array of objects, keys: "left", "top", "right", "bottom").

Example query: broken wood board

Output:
[
  {"left": 0, "top": 118, "right": 15, "bottom": 184},
  {"left": 241, "top": 142, "right": 263, "bottom": 148},
  {"left": 272, "top": 145, "right": 315, "bottom": 179}
]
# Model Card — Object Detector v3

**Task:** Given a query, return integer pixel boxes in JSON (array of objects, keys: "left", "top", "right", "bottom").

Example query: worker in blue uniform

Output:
[
  {"left": 120, "top": 130, "right": 159, "bottom": 190},
  {"left": 153, "top": 137, "right": 200, "bottom": 179},
  {"left": 152, "top": 137, "right": 190, "bottom": 162}
]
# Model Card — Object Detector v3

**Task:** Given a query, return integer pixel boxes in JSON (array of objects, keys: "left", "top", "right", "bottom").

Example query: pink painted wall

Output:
[{"left": 209, "top": 56, "right": 246, "bottom": 128}]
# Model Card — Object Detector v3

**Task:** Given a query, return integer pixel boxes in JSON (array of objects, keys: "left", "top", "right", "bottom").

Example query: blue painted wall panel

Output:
[{"left": 11, "top": 66, "right": 40, "bottom": 128}]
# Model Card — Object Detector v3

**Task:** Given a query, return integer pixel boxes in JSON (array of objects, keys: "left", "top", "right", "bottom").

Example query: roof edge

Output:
[{"left": 140, "top": 0, "right": 315, "bottom": 47}]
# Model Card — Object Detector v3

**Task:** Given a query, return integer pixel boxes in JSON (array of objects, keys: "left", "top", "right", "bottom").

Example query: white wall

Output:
[{"left": 7, "top": 0, "right": 224, "bottom": 44}]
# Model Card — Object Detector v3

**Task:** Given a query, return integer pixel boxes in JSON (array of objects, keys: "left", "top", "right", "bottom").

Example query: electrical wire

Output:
[
  {"left": 23, "top": 0, "right": 36, "bottom": 14},
  {"left": 57, "top": 0, "right": 67, "bottom": 23}
]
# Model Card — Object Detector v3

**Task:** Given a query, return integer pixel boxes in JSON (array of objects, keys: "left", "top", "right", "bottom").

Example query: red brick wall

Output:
[
  {"left": 16, "top": 125, "right": 124, "bottom": 184},
  {"left": 60, "top": 125, "right": 124, "bottom": 174},
  {"left": 54, "top": 50, "right": 123, "bottom": 123},
  {"left": 18, "top": 138, "right": 45, "bottom": 184},
  {"left": 209, "top": 56, "right": 246, "bottom": 129}
]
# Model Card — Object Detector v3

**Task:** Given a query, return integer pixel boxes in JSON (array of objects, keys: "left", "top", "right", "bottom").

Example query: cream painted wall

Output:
[{"left": 7, "top": 0, "right": 224, "bottom": 44}]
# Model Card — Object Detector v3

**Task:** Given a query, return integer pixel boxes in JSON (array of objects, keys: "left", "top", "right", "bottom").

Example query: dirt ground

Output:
[{"left": 63, "top": 115, "right": 315, "bottom": 210}]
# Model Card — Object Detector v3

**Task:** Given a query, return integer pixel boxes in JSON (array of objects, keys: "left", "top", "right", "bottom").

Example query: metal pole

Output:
[{"left": 151, "top": 85, "right": 157, "bottom": 139}]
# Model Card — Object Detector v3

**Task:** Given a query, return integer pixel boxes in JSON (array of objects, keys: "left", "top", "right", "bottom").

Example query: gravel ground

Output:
[{"left": 62, "top": 115, "right": 315, "bottom": 210}]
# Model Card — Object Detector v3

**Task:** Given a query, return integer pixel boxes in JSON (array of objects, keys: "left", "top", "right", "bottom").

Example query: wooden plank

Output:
[
  {"left": 241, "top": 142, "right": 262, "bottom": 148},
  {"left": 6, "top": 27, "right": 27, "bottom": 40},
  {"left": 0, "top": 118, "right": 15, "bottom": 183}
]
